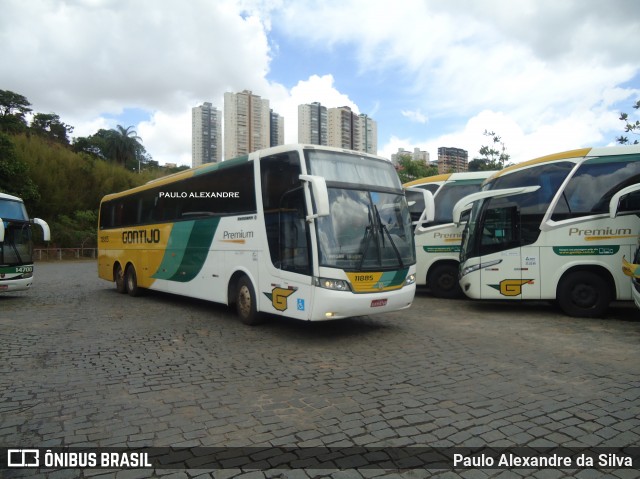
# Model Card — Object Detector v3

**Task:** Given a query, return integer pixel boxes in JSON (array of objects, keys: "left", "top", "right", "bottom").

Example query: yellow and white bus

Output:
[
  {"left": 404, "top": 171, "right": 496, "bottom": 298},
  {"left": 0, "top": 192, "right": 50, "bottom": 292},
  {"left": 622, "top": 234, "right": 640, "bottom": 311},
  {"left": 454, "top": 146, "right": 640, "bottom": 317},
  {"left": 98, "top": 145, "right": 417, "bottom": 324}
]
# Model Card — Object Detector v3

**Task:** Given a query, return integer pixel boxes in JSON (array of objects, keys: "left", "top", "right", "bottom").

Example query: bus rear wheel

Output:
[
  {"left": 125, "top": 264, "right": 141, "bottom": 297},
  {"left": 115, "top": 264, "right": 127, "bottom": 294},
  {"left": 557, "top": 271, "right": 611, "bottom": 318},
  {"left": 428, "top": 263, "right": 463, "bottom": 299},
  {"left": 236, "top": 276, "right": 261, "bottom": 325}
]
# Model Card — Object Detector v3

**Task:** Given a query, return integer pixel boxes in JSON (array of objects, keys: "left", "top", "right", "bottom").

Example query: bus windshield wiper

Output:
[{"left": 373, "top": 205, "right": 404, "bottom": 268}]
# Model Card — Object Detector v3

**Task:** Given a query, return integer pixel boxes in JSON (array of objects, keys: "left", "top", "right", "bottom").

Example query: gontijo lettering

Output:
[{"left": 122, "top": 229, "right": 161, "bottom": 244}]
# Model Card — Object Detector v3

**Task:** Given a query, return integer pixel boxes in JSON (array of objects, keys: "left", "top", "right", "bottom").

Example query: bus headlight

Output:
[
  {"left": 313, "top": 277, "right": 351, "bottom": 291},
  {"left": 460, "top": 259, "right": 502, "bottom": 278},
  {"left": 405, "top": 273, "right": 416, "bottom": 285}
]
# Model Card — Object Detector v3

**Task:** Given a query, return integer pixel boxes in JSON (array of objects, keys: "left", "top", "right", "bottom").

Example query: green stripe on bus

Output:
[
  {"left": 380, "top": 268, "right": 409, "bottom": 286},
  {"left": 194, "top": 155, "right": 249, "bottom": 176},
  {"left": 152, "top": 217, "right": 220, "bottom": 281}
]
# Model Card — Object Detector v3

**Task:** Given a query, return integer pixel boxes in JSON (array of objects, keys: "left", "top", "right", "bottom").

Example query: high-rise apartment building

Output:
[
  {"left": 437, "top": 147, "right": 468, "bottom": 173},
  {"left": 192, "top": 102, "right": 222, "bottom": 168},
  {"left": 270, "top": 110, "right": 285, "bottom": 147},
  {"left": 224, "top": 90, "right": 270, "bottom": 159},
  {"left": 298, "top": 102, "right": 328, "bottom": 146},
  {"left": 327, "top": 106, "right": 361, "bottom": 151},
  {"left": 326, "top": 106, "right": 378, "bottom": 154},
  {"left": 358, "top": 114, "right": 377, "bottom": 154}
]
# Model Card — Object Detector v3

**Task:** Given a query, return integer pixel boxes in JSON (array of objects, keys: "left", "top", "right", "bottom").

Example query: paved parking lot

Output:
[{"left": 1, "top": 261, "right": 639, "bottom": 478}]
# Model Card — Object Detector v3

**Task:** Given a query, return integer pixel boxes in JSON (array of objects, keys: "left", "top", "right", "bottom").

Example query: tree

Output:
[
  {"left": 31, "top": 113, "right": 74, "bottom": 145},
  {"left": 470, "top": 130, "right": 511, "bottom": 171},
  {"left": 617, "top": 100, "right": 640, "bottom": 145},
  {"left": 396, "top": 153, "right": 438, "bottom": 183},
  {"left": 0, "top": 89, "right": 31, "bottom": 133},
  {"left": 109, "top": 124, "right": 144, "bottom": 168}
]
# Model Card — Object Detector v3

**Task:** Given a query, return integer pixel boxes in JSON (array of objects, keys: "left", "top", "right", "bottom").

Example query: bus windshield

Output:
[
  {"left": 305, "top": 150, "right": 415, "bottom": 271},
  {"left": 0, "top": 199, "right": 28, "bottom": 221},
  {"left": 1, "top": 221, "right": 33, "bottom": 266}
]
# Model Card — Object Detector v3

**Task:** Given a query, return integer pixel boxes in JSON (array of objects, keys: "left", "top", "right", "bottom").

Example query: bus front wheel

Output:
[
  {"left": 557, "top": 271, "right": 611, "bottom": 318},
  {"left": 114, "top": 264, "right": 126, "bottom": 294},
  {"left": 236, "top": 276, "right": 261, "bottom": 325},
  {"left": 428, "top": 263, "right": 463, "bottom": 299},
  {"left": 125, "top": 265, "right": 141, "bottom": 297}
]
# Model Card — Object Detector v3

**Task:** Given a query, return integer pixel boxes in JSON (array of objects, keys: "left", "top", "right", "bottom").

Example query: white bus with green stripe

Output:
[
  {"left": 454, "top": 146, "right": 640, "bottom": 318},
  {"left": 0, "top": 192, "right": 50, "bottom": 292},
  {"left": 404, "top": 171, "right": 495, "bottom": 298},
  {"left": 98, "top": 145, "right": 418, "bottom": 324}
]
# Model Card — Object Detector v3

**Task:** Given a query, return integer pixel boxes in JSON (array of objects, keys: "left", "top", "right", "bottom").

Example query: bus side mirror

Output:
[
  {"left": 33, "top": 218, "right": 51, "bottom": 241},
  {"left": 609, "top": 184, "right": 640, "bottom": 218},
  {"left": 414, "top": 190, "right": 435, "bottom": 235},
  {"left": 299, "top": 175, "right": 330, "bottom": 219},
  {"left": 0, "top": 218, "right": 4, "bottom": 243}
]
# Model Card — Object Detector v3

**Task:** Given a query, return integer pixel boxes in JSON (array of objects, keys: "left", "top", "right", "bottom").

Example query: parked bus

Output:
[
  {"left": 98, "top": 145, "right": 418, "bottom": 324},
  {"left": 454, "top": 146, "right": 640, "bottom": 317},
  {"left": 0, "top": 192, "right": 50, "bottom": 292},
  {"left": 404, "top": 171, "right": 496, "bottom": 297},
  {"left": 622, "top": 233, "right": 640, "bottom": 311}
]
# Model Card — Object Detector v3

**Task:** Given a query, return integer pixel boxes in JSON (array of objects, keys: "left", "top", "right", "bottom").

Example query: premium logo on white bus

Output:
[
  {"left": 221, "top": 230, "right": 254, "bottom": 244},
  {"left": 568, "top": 226, "right": 633, "bottom": 240}
]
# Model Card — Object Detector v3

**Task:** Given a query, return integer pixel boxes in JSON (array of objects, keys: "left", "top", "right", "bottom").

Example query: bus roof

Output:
[
  {"left": 0, "top": 192, "right": 23, "bottom": 202},
  {"left": 101, "top": 144, "right": 393, "bottom": 203},
  {"left": 488, "top": 145, "right": 640, "bottom": 181},
  {"left": 403, "top": 170, "right": 496, "bottom": 188}
]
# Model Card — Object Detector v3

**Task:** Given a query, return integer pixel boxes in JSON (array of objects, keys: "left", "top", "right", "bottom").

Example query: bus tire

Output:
[
  {"left": 428, "top": 263, "right": 463, "bottom": 299},
  {"left": 557, "top": 271, "right": 611, "bottom": 318},
  {"left": 114, "top": 263, "right": 127, "bottom": 294},
  {"left": 125, "top": 264, "right": 141, "bottom": 297},
  {"left": 236, "top": 276, "right": 262, "bottom": 325}
]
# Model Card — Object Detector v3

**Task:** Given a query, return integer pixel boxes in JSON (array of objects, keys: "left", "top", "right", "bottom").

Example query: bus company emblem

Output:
[
  {"left": 264, "top": 287, "right": 297, "bottom": 312},
  {"left": 489, "top": 279, "right": 534, "bottom": 296}
]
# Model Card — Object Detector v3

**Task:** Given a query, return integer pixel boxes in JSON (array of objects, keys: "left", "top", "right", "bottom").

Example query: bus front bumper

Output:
[
  {"left": 0, "top": 277, "right": 33, "bottom": 293},
  {"left": 309, "top": 284, "right": 416, "bottom": 321}
]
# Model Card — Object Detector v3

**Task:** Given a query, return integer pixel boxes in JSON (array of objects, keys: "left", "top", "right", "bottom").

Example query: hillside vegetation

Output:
[{"left": 1, "top": 132, "right": 169, "bottom": 247}]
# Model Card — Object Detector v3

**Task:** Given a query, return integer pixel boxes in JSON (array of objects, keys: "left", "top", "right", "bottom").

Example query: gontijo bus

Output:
[
  {"left": 98, "top": 144, "right": 417, "bottom": 324},
  {"left": 453, "top": 145, "right": 640, "bottom": 317},
  {"left": 404, "top": 171, "right": 496, "bottom": 298},
  {"left": 0, "top": 192, "right": 50, "bottom": 292}
]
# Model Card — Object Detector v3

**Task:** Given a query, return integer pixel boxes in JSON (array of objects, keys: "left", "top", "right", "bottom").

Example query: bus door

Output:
[
  {"left": 260, "top": 152, "right": 315, "bottom": 319},
  {"left": 456, "top": 186, "right": 541, "bottom": 300}
]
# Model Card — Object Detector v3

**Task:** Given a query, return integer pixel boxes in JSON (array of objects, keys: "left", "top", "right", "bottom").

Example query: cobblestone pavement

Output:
[{"left": 1, "top": 262, "right": 639, "bottom": 479}]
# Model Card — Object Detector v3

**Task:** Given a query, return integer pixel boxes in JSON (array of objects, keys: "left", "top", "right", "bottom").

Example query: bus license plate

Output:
[{"left": 371, "top": 299, "right": 387, "bottom": 307}]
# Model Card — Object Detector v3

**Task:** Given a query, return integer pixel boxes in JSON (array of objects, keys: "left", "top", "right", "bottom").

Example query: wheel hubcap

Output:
[{"left": 238, "top": 286, "right": 251, "bottom": 317}]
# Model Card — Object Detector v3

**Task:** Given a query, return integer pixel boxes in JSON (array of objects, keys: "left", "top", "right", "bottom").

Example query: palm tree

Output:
[{"left": 109, "top": 125, "right": 143, "bottom": 167}]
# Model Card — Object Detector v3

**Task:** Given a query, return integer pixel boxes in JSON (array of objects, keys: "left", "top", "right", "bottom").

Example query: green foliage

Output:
[
  {"left": 31, "top": 113, "right": 74, "bottom": 145},
  {"left": 617, "top": 100, "right": 640, "bottom": 145},
  {"left": 9, "top": 134, "right": 165, "bottom": 246},
  {"left": 0, "top": 132, "right": 39, "bottom": 201},
  {"left": 50, "top": 210, "right": 98, "bottom": 248},
  {"left": 0, "top": 89, "right": 31, "bottom": 134},
  {"left": 470, "top": 130, "right": 511, "bottom": 171},
  {"left": 396, "top": 154, "right": 438, "bottom": 183}
]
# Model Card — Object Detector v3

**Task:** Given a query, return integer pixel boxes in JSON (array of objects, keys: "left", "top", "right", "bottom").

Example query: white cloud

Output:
[
  {"left": 401, "top": 110, "right": 428, "bottom": 124},
  {"left": 267, "top": 74, "right": 360, "bottom": 145},
  {"left": 1, "top": 0, "right": 639, "bottom": 167}
]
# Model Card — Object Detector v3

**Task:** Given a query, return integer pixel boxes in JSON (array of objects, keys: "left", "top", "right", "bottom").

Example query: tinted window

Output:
[
  {"left": 552, "top": 156, "right": 640, "bottom": 220},
  {"left": 99, "top": 162, "right": 257, "bottom": 229}
]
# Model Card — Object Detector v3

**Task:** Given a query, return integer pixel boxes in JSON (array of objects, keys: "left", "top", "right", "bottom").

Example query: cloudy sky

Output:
[{"left": 2, "top": 0, "right": 639, "bottom": 166}]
